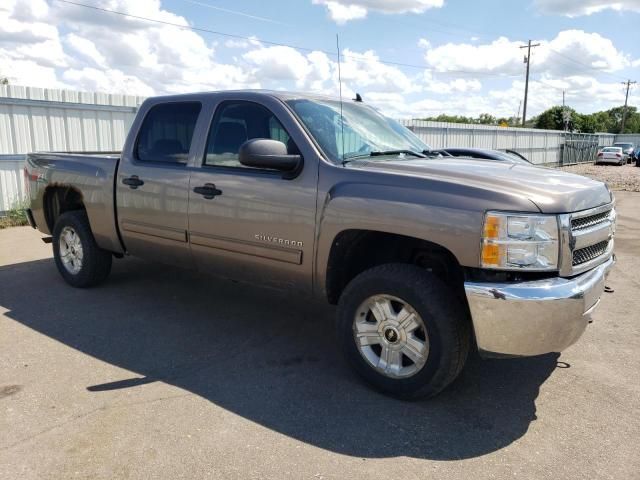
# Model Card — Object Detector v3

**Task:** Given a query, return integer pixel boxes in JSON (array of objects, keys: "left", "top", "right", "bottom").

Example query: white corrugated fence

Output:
[
  {"left": 0, "top": 155, "right": 26, "bottom": 215},
  {"left": 0, "top": 85, "right": 142, "bottom": 213},
  {"left": 400, "top": 120, "right": 616, "bottom": 165},
  {"left": 0, "top": 84, "right": 630, "bottom": 214}
]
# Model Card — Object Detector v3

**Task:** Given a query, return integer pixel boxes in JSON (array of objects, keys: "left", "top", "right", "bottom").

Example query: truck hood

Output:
[{"left": 352, "top": 157, "right": 612, "bottom": 213}]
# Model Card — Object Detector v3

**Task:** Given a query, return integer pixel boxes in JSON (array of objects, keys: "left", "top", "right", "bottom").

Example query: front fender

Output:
[{"left": 313, "top": 178, "right": 538, "bottom": 300}]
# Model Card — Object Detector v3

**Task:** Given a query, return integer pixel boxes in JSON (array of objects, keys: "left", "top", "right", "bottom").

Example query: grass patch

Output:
[{"left": 0, "top": 202, "right": 29, "bottom": 229}]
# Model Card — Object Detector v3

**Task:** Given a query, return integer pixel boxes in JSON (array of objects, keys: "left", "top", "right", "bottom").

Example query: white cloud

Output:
[
  {"left": 224, "top": 37, "right": 261, "bottom": 49},
  {"left": 424, "top": 37, "right": 524, "bottom": 75},
  {"left": 65, "top": 33, "right": 107, "bottom": 68},
  {"left": 318, "top": 1, "right": 367, "bottom": 23},
  {"left": 534, "top": 0, "right": 640, "bottom": 17},
  {"left": 340, "top": 49, "right": 420, "bottom": 93},
  {"left": 313, "top": 0, "right": 443, "bottom": 23},
  {"left": 422, "top": 30, "right": 631, "bottom": 77},
  {"left": 62, "top": 67, "right": 155, "bottom": 96},
  {"left": 427, "top": 77, "right": 482, "bottom": 94},
  {"left": 243, "top": 46, "right": 317, "bottom": 87},
  {"left": 0, "top": 0, "right": 635, "bottom": 122},
  {"left": 488, "top": 76, "right": 632, "bottom": 118},
  {"left": 0, "top": 51, "right": 63, "bottom": 89}
]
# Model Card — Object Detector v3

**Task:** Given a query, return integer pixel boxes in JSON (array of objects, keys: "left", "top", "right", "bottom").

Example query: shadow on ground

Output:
[{"left": 0, "top": 257, "right": 559, "bottom": 460}]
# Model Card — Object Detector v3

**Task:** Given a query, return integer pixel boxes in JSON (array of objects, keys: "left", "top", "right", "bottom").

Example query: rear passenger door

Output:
[
  {"left": 116, "top": 101, "right": 204, "bottom": 266},
  {"left": 187, "top": 98, "right": 318, "bottom": 294}
]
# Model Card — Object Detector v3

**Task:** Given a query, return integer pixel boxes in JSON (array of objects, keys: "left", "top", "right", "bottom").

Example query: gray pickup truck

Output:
[{"left": 24, "top": 91, "right": 616, "bottom": 398}]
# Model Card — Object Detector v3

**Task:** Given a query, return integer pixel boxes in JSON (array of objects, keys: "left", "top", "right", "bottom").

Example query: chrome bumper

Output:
[{"left": 465, "top": 256, "right": 615, "bottom": 357}]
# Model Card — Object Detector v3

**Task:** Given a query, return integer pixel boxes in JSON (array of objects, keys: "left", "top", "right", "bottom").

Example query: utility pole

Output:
[
  {"left": 562, "top": 90, "right": 570, "bottom": 132},
  {"left": 519, "top": 40, "right": 540, "bottom": 126},
  {"left": 514, "top": 100, "right": 522, "bottom": 126},
  {"left": 620, "top": 80, "right": 637, "bottom": 133}
]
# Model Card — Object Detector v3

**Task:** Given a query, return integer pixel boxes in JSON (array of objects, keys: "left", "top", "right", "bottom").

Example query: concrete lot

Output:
[{"left": 1, "top": 193, "right": 639, "bottom": 480}]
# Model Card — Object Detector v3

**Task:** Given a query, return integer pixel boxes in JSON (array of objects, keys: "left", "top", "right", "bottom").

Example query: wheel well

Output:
[
  {"left": 325, "top": 230, "right": 465, "bottom": 304},
  {"left": 44, "top": 186, "right": 85, "bottom": 232}
]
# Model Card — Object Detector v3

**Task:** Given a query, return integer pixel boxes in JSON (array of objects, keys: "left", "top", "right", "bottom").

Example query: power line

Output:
[
  {"left": 51, "top": 0, "right": 635, "bottom": 116},
  {"left": 175, "top": 0, "right": 284, "bottom": 25},
  {"left": 50, "top": 0, "right": 536, "bottom": 79},
  {"left": 545, "top": 48, "right": 629, "bottom": 82},
  {"left": 55, "top": 0, "right": 321, "bottom": 53}
]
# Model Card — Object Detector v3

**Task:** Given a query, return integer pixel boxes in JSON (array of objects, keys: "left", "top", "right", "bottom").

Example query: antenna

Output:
[{"left": 336, "top": 34, "right": 346, "bottom": 166}]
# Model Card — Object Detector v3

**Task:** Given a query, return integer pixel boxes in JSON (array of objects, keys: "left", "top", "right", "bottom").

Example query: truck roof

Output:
[{"left": 143, "top": 89, "right": 355, "bottom": 104}]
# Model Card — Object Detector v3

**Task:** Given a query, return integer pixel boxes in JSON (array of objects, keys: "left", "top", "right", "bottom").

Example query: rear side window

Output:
[{"left": 136, "top": 102, "right": 202, "bottom": 164}]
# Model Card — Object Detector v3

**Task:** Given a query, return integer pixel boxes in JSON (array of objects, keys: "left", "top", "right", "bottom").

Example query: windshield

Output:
[
  {"left": 614, "top": 143, "right": 633, "bottom": 149},
  {"left": 603, "top": 147, "right": 621, "bottom": 152},
  {"left": 285, "top": 98, "right": 430, "bottom": 164}
]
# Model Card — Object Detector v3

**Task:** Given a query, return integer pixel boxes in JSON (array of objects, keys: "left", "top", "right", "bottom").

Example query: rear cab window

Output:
[{"left": 136, "top": 102, "right": 202, "bottom": 164}]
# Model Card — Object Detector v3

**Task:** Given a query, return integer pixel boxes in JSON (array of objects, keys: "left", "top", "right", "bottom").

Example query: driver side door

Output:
[{"left": 187, "top": 98, "right": 318, "bottom": 294}]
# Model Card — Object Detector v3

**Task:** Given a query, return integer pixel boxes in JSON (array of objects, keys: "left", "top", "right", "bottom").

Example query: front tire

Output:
[
  {"left": 52, "top": 210, "right": 112, "bottom": 288},
  {"left": 336, "top": 264, "right": 470, "bottom": 399}
]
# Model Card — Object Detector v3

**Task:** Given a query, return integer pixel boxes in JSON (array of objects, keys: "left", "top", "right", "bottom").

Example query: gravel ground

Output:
[{"left": 560, "top": 163, "right": 640, "bottom": 192}]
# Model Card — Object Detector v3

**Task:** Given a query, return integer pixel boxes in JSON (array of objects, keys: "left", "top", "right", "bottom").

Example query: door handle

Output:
[
  {"left": 122, "top": 175, "right": 144, "bottom": 189},
  {"left": 193, "top": 183, "right": 222, "bottom": 199}
]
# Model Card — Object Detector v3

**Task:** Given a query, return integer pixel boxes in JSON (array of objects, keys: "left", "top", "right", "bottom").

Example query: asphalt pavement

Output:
[{"left": 1, "top": 192, "right": 639, "bottom": 480}]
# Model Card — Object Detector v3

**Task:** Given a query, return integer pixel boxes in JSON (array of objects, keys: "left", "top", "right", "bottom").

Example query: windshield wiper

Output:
[
  {"left": 342, "top": 149, "right": 426, "bottom": 166},
  {"left": 370, "top": 150, "right": 427, "bottom": 158}
]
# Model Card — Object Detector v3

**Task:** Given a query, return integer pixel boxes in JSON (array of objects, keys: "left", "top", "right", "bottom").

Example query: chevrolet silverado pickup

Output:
[{"left": 24, "top": 91, "right": 616, "bottom": 398}]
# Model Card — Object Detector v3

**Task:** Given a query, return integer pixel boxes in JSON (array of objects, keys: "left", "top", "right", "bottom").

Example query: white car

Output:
[{"left": 597, "top": 147, "right": 625, "bottom": 166}]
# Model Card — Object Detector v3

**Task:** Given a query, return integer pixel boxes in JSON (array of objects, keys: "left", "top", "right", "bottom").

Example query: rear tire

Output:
[
  {"left": 52, "top": 210, "right": 112, "bottom": 288},
  {"left": 336, "top": 264, "right": 470, "bottom": 399}
]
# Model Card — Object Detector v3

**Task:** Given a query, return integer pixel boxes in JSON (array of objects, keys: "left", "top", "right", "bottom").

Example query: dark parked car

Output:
[
  {"left": 435, "top": 148, "right": 532, "bottom": 165},
  {"left": 612, "top": 142, "right": 635, "bottom": 164}
]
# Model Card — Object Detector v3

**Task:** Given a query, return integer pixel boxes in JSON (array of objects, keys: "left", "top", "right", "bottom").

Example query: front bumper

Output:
[{"left": 465, "top": 256, "right": 615, "bottom": 357}]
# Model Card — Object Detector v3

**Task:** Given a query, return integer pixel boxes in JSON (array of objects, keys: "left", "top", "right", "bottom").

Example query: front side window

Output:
[
  {"left": 204, "top": 102, "right": 295, "bottom": 169},
  {"left": 136, "top": 102, "right": 202, "bottom": 164},
  {"left": 285, "top": 98, "right": 430, "bottom": 164}
]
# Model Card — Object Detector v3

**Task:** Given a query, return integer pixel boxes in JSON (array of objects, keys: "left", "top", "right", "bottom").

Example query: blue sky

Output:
[{"left": 1, "top": 0, "right": 639, "bottom": 118}]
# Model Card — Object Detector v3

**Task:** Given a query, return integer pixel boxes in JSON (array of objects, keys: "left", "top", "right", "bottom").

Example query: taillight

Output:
[
  {"left": 616, "top": 153, "right": 622, "bottom": 158},
  {"left": 597, "top": 152, "right": 603, "bottom": 157}
]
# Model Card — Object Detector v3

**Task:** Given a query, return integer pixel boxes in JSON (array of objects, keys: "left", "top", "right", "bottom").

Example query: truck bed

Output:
[{"left": 25, "top": 151, "right": 124, "bottom": 254}]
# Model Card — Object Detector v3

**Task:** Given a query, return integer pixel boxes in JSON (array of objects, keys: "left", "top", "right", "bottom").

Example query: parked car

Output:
[
  {"left": 597, "top": 146, "right": 626, "bottom": 165},
  {"left": 612, "top": 142, "right": 635, "bottom": 164},
  {"left": 434, "top": 147, "right": 532, "bottom": 165},
  {"left": 24, "top": 91, "right": 616, "bottom": 399}
]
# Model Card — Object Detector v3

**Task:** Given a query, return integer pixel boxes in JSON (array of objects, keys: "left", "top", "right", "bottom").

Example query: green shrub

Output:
[{"left": 0, "top": 200, "right": 29, "bottom": 229}]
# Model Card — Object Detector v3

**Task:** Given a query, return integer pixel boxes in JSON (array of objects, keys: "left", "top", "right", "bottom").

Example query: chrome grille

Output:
[
  {"left": 571, "top": 211, "right": 611, "bottom": 231},
  {"left": 560, "top": 204, "right": 615, "bottom": 276},
  {"left": 573, "top": 240, "right": 609, "bottom": 266}
]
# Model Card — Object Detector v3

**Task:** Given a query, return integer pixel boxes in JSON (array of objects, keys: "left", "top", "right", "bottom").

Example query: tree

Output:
[
  {"left": 533, "top": 106, "right": 579, "bottom": 130},
  {"left": 416, "top": 105, "right": 640, "bottom": 133},
  {"left": 477, "top": 113, "right": 497, "bottom": 125},
  {"left": 420, "top": 113, "right": 502, "bottom": 126}
]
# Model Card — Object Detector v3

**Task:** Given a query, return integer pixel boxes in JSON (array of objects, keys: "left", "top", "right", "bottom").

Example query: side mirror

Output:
[{"left": 238, "top": 139, "right": 303, "bottom": 179}]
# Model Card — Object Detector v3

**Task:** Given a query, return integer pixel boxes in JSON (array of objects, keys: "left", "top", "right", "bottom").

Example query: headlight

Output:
[{"left": 481, "top": 212, "right": 559, "bottom": 271}]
